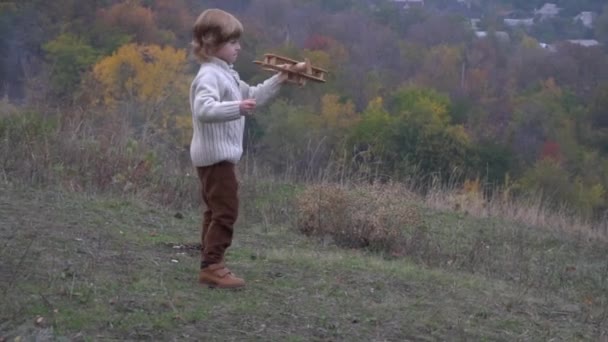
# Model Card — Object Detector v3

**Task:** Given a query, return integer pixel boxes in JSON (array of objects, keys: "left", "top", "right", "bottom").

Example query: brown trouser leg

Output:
[{"left": 196, "top": 161, "right": 239, "bottom": 266}]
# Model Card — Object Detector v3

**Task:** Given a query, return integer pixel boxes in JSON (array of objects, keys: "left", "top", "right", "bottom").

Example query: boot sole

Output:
[{"left": 199, "top": 279, "right": 246, "bottom": 289}]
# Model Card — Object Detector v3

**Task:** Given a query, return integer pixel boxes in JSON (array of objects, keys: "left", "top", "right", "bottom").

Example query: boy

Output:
[{"left": 190, "top": 9, "right": 299, "bottom": 288}]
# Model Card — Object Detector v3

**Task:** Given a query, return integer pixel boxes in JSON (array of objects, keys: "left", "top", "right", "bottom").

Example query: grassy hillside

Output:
[{"left": 1, "top": 181, "right": 607, "bottom": 341}]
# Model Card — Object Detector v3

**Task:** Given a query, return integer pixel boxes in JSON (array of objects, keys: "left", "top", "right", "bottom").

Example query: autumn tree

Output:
[
  {"left": 372, "top": 2, "right": 427, "bottom": 36},
  {"left": 152, "top": 0, "right": 193, "bottom": 43},
  {"left": 406, "top": 14, "right": 471, "bottom": 48},
  {"left": 92, "top": 43, "right": 188, "bottom": 136},
  {"left": 97, "top": 2, "right": 165, "bottom": 44},
  {"left": 316, "top": 94, "right": 358, "bottom": 134},
  {"left": 416, "top": 44, "right": 464, "bottom": 96}
]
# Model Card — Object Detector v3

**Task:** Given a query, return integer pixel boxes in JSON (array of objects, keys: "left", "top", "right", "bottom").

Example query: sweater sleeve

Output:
[
  {"left": 192, "top": 73, "right": 242, "bottom": 123},
  {"left": 240, "top": 74, "right": 282, "bottom": 107}
]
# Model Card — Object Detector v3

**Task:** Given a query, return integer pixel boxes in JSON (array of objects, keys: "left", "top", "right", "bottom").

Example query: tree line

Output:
[{"left": 1, "top": 0, "right": 608, "bottom": 219}]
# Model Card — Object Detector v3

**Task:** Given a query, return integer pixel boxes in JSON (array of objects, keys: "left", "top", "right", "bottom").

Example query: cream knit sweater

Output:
[{"left": 189, "top": 57, "right": 282, "bottom": 167}]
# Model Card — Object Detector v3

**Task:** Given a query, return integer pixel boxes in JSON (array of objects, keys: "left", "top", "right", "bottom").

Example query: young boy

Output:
[{"left": 190, "top": 9, "right": 297, "bottom": 288}]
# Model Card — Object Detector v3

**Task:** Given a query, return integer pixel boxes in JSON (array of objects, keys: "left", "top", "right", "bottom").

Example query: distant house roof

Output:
[
  {"left": 390, "top": 0, "right": 424, "bottom": 4},
  {"left": 504, "top": 18, "right": 535, "bottom": 27},
  {"left": 470, "top": 18, "right": 481, "bottom": 30},
  {"left": 390, "top": 0, "right": 424, "bottom": 9},
  {"left": 566, "top": 39, "right": 600, "bottom": 47},
  {"left": 574, "top": 12, "right": 595, "bottom": 29},
  {"left": 475, "top": 31, "right": 510, "bottom": 42},
  {"left": 539, "top": 42, "right": 557, "bottom": 52},
  {"left": 535, "top": 3, "right": 561, "bottom": 18}
]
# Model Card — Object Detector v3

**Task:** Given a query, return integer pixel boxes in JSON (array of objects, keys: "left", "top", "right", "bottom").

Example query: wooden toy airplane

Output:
[{"left": 253, "top": 53, "right": 328, "bottom": 86}]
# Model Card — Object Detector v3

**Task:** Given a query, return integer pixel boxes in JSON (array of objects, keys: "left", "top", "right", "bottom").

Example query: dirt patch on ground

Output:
[{"left": 161, "top": 242, "right": 201, "bottom": 258}]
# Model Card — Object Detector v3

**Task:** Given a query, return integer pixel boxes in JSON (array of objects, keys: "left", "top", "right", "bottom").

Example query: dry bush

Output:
[{"left": 295, "top": 183, "right": 422, "bottom": 252}]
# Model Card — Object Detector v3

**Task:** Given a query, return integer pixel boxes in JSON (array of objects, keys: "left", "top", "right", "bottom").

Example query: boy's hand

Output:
[{"left": 240, "top": 99, "right": 256, "bottom": 116}]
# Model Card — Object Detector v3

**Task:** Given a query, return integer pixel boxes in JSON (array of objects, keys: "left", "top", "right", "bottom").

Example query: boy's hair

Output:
[{"left": 192, "top": 9, "right": 243, "bottom": 61}]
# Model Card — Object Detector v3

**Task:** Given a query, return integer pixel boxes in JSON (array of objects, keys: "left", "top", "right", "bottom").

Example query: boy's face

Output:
[{"left": 215, "top": 39, "right": 241, "bottom": 64}]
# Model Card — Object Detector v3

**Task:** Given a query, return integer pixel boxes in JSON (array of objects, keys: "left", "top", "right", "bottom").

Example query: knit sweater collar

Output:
[{"left": 208, "top": 56, "right": 234, "bottom": 71}]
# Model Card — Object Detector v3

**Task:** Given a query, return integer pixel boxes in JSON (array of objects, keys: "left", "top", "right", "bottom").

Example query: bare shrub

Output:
[{"left": 295, "top": 183, "right": 422, "bottom": 252}]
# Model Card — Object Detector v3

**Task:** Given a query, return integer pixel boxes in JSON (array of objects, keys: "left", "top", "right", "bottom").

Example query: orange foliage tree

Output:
[
  {"left": 152, "top": 0, "right": 193, "bottom": 42},
  {"left": 97, "top": 2, "right": 160, "bottom": 44}
]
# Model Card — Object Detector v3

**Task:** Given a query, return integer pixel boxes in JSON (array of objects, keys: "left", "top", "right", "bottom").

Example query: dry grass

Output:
[
  {"left": 294, "top": 183, "right": 422, "bottom": 253},
  {"left": 2, "top": 105, "right": 607, "bottom": 244},
  {"left": 425, "top": 179, "right": 608, "bottom": 242},
  {"left": 0, "top": 109, "right": 198, "bottom": 208}
]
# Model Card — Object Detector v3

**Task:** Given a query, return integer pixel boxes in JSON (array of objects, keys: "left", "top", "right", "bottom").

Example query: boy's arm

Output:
[
  {"left": 239, "top": 74, "right": 282, "bottom": 107},
  {"left": 192, "top": 74, "right": 242, "bottom": 123}
]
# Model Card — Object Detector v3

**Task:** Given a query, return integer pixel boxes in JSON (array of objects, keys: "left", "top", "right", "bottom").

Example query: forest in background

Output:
[{"left": 2, "top": 0, "right": 608, "bottom": 223}]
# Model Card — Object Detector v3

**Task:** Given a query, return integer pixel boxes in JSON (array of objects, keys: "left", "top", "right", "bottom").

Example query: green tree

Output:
[
  {"left": 255, "top": 100, "right": 324, "bottom": 175},
  {"left": 351, "top": 97, "right": 394, "bottom": 153},
  {"left": 583, "top": 83, "right": 608, "bottom": 154},
  {"left": 350, "top": 87, "right": 473, "bottom": 181},
  {"left": 509, "top": 79, "right": 580, "bottom": 167},
  {"left": 0, "top": 4, "right": 15, "bottom": 95},
  {"left": 595, "top": 5, "right": 608, "bottom": 49},
  {"left": 531, "top": 17, "right": 587, "bottom": 43},
  {"left": 518, "top": 159, "right": 605, "bottom": 219},
  {"left": 43, "top": 33, "right": 98, "bottom": 99}
]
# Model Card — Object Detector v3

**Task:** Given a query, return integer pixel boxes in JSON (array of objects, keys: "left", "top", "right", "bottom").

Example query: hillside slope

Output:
[{"left": 0, "top": 183, "right": 606, "bottom": 341}]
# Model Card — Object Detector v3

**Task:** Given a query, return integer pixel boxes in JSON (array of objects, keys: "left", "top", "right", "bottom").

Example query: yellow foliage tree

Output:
[
  {"left": 416, "top": 44, "right": 463, "bottom": 94},
  {"left": 301, "top": 49, "right": 331, "bottom": 70},
  {"left": 93, "top": 43, "right": 186, "bottom": 105},
  {"left": 318, "top": 94, "right": 359, "bottom": 131},
  {"left": 92, "top": 43, "right": 189, "bottom": 140}
]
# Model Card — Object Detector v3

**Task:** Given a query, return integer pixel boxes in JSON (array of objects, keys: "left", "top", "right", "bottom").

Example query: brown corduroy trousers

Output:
[{"left": 196, "top": 161, "right": 239, "bottom": 266}]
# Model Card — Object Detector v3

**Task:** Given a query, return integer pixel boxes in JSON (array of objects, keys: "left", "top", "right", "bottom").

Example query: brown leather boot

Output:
[{"left": 199, "top": 263, "right": 246, "bottom": 289}]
